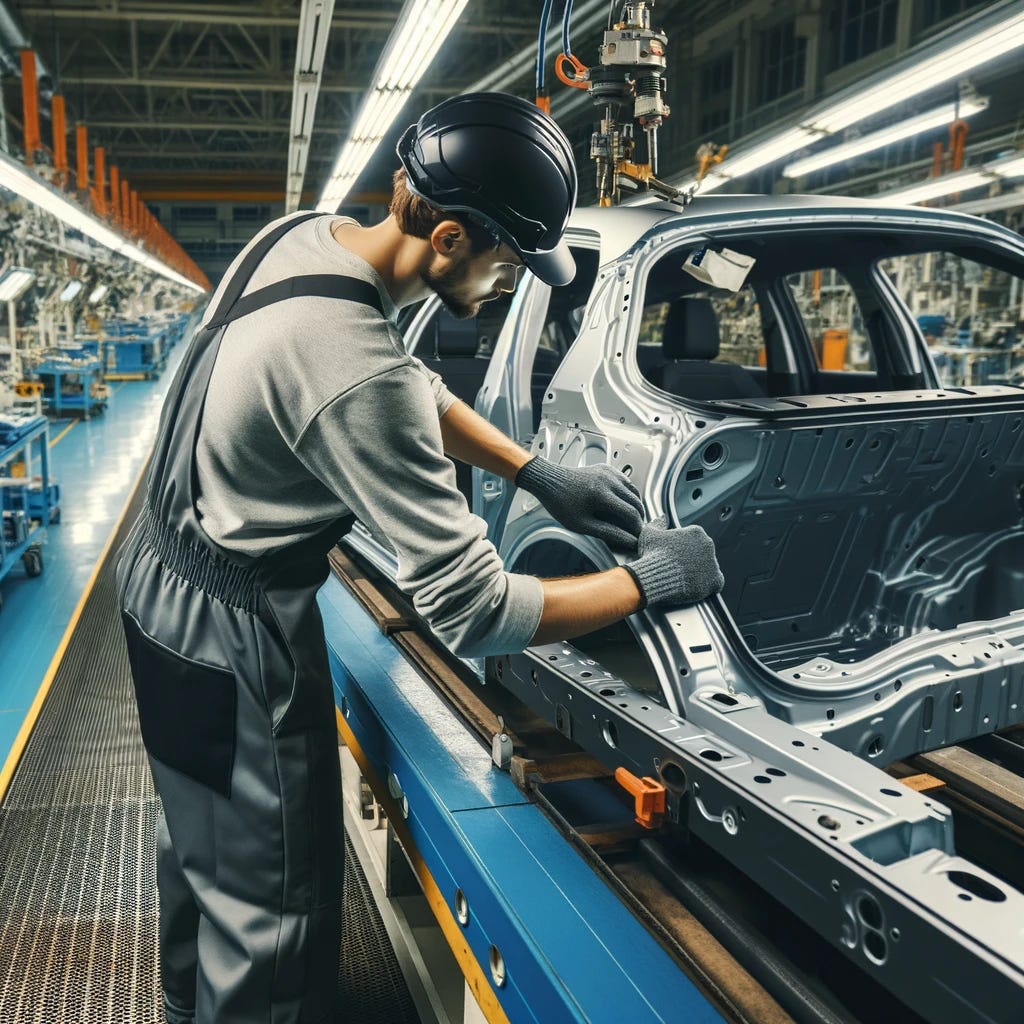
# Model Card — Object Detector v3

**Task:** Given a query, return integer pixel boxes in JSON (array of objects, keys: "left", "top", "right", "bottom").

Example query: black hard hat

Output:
[{"left": 397, "top": 92, "right": 578, "bottom": 287}]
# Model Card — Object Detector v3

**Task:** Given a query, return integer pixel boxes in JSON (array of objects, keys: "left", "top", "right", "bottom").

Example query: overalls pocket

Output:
[{"left": 122, "top": 611, "right": 237, "bottom": 797}]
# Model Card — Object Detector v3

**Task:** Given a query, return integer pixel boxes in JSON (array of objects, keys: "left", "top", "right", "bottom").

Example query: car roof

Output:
[{"left": 565, "top": 193, "right": 1019, "bottom": 267}]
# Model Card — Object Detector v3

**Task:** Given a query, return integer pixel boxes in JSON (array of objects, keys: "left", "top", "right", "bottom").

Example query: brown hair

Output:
[{"left": 389, "top": 169, "right": 498, "bottom": 254}]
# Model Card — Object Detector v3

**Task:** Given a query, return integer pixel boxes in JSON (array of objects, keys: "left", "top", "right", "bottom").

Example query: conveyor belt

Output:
[{"left": 0, "top": 481, "right": 419, "bottom": 1024}]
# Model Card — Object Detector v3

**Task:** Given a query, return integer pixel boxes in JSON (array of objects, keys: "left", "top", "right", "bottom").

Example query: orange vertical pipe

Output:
[
  {"left": 110, "top": 165, "right": 121, "bottom": 224},
  {"left": 20, "top": 50, "right": 41, "bottom": 163},
  {"left": 121, "top": 179, "right": 130, "bottom": 231},
  {"left": 131, "top": 191, "right": 140, "bottom": 236},
  {"left": 93, "top": 147, "right": 107, "bottom": 215},
  {"left": 51, "top": 95, "right": 68, "bottom": 185},
  {"left": 76, "top": 124, "right": 88, "bottom": 192}
]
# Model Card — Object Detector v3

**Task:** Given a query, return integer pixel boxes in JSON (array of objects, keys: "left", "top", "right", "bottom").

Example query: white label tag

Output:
[{"left": 683, "top": 246, "right": 756, "bottom": 291}]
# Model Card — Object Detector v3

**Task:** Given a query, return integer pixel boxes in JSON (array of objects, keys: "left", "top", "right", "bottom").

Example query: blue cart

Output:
[
  {"left": 31, "top": 356, "right": 107, "bottom": 418},
  {"left": 0, "top": 415, "right": 59, "bottom": 609}
]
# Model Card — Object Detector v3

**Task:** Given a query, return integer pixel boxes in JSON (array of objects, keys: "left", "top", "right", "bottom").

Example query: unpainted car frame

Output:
[{"left": 346, "top": 195, "right": 1024, "bottom": 1023}]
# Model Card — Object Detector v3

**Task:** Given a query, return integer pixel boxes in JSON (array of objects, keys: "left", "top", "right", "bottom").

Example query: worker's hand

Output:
[
  {"left": 625, "top": 518, "right": 724, "bottom": 608},
  {"left": 515, "top": 457, "right": 644, "bottom": 551}
]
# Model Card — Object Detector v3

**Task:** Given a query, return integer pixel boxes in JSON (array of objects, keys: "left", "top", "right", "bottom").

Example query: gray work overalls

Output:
[{"left": 116, "top": 212, "right": 382, "bottom": 1023}]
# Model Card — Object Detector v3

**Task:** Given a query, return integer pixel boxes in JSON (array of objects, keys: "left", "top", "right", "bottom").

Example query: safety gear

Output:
[
  {"left": 116, "top": 213, "right": 366, "bottom": 1023},
  {"left": 397, "top": 91, "right": 578, "bottom": 287},
  {"left": 625, "top": 518, "right": 725, "bottom": 608},
  {"left": 516, "top": 456, "right": 643, "bottom": 551}
]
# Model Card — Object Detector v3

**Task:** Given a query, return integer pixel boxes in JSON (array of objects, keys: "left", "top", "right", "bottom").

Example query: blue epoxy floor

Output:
[{"left": 0, "top": 345, "right": 186, "bottom": 763}]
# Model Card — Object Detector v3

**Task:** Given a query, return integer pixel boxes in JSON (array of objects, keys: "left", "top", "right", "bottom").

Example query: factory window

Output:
[
  {"left": 760, "top": 20, "right": 806, "bottom": 103},
  {"left": 699, "top": 52, "right": 734, "bottom": 135},
  {"left": 786, "top": 268, "right": 876, "bottom": 378},
  {"left": 232, "top": 205, "right": 270, "bottom": 222},
  {"left": 917, "top": 0, "right": 989, "bottom": 33},
  {"left": 829, "top": 0, "right": 898, "bottom": 68},
  {"left": 176, "top": 206, "right": 217, "bottom": 223},
  {"left": 879, "top": 250, "right": 1024, "bottom": 388}
]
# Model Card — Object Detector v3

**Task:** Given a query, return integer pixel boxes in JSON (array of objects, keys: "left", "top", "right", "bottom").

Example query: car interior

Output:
[{"left": 637, "top": 230, "right": 1022, "bottom": 402}]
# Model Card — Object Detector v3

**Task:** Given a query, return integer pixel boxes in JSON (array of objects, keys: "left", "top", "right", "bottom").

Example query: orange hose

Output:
[
  {"left": 948, "top": 119, "right": 969, "bottom": 171},
  {"left": 555, "top": 52, "right": 589, "bottom": 89}
]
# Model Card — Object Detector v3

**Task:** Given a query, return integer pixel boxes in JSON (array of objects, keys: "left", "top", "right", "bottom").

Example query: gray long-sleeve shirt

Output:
[{"left": 194, "top": 212, "right": 544, "bottom": 656}]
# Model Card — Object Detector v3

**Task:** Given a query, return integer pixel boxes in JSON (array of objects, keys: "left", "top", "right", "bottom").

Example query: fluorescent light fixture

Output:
[
  {"left": 0, "top": 267, "right": 36, "bottom": 303},
  {"left": 698, "top": 126, "right": 820, "bottom": 192},
  {"left": 59, "top": 280, "right": 85, "bottom": 302},
  {"left": 783, "top": 96, "right": 988, "bottom": 178},
  {"left": 0, "top": 148, "right": 205, "bottom": 292},
  {"left": 992, "top": 154, "right": 1024, "bottom": 178},
  {"left": 669, "top": 1, "right": 1024, "bottom": 196},
  {"left": 88, "top": 284, "right": 109, "bottom": 304},
  {"left": 879, "top": 169, "right": 992, "bottom": 204},
  {"left": 877, "top": 147, "right": 1024, "bottom": 204},
  {"left": 316, "top": 0, "right": 470, "bottom": 212},
  {"left": 955, "top": 187, "right": 1024, "bottom": 215},
  {"left": 806, "top": 8, "right": 1024, "bottom": 135},
  {"left": 286, "top": 0, "right": 336, "bottom": 213}
]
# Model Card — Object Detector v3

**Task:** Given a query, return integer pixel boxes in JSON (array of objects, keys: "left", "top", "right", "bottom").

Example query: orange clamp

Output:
[
  {"left": 615, "top": 767, "right": 666, "bottom": 829},
  {"left": 555, "top": 52, "right": 589, "bottom": 89}
]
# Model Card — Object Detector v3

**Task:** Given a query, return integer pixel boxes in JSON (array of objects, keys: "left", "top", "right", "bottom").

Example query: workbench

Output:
[
  {"left": 102, "top": 327, "right": 166, "bottom": 380},
  {"left": 31, "top": 356, "right": 106, "bottom": 418}
]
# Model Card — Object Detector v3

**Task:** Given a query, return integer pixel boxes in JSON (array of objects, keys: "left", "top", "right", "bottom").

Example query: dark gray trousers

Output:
[{"left": 121, "top": 545, "right": 344, "bottom": 1023}]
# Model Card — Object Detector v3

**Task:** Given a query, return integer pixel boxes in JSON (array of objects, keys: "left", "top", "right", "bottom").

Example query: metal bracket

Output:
[{"left": 491, "top": 715, "right": 513, "bottom": 770}]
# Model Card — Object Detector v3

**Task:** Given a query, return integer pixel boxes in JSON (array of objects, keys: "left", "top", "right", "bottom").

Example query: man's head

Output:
[
  {"left": 389, "top": 169, "right": 524, "bottom": 319},
  {"left": 396, "top": 92, "right": 578, "bottom": 297}
]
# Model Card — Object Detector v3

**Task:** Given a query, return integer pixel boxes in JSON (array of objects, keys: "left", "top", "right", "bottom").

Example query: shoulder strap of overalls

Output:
[
  {"left": 147, "top": 213, "right": 386, "bottom": 508},
  {"left": 205, "top": 213, "right": 385, "bottom": 327}
]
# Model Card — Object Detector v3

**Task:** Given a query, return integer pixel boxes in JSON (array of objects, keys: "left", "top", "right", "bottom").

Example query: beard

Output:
[{"left": 420, "top": 258, "right": 480, "bottom": 320}]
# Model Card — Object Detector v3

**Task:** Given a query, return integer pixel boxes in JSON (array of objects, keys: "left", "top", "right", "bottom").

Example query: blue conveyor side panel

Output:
[{"left": 319, "top": 575, "right": 725, "bottom": 1024}]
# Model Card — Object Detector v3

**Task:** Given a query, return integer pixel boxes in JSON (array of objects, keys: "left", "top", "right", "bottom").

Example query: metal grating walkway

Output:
[{"left": 0, "top": 480, "right": 420, "bottom": 1023}]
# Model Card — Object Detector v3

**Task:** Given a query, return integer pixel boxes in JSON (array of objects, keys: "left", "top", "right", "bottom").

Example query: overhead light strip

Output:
[
  {"left": 877, "top": 149, "right": 1024, "bottom": 204},
  {"left": 0, "top": 148, "right": 205, "bottom": 292},
  {"left": 954, "top": 186, "right": 1024, "bottom": 215},
  {"left": 667, "top": 0, "right": 1024, "bottom": 196},
  {"left": 316, "top": 0, "right": 470, "bottom": 212},
  {"left": 783, "top": 96, "right": 989, "bottom": 178},
  {"left": 286, "top": 0, "right": 336, "bottom": 213}
]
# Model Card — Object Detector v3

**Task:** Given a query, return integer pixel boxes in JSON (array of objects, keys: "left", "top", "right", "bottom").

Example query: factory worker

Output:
[{"left": 117, "top": 92, "right": 723, "bottom": 1024}]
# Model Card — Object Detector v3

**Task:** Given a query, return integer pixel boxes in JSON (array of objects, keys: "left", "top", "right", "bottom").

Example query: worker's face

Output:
[{"left": 423, "top": 224, "right": 524, "bottom": 320}]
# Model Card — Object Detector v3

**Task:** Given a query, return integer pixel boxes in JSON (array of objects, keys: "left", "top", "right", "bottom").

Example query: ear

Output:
[{"left": 430, "top": 219, "right": 465, "bottom": 256}]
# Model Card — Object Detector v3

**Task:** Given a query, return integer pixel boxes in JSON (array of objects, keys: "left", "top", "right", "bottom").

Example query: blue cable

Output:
[
  {"left": 562, "top": 0, "right": 575, "bottom": 58},
  {"left": 537, "top": 0, "right": 554, "bottom": 93}
]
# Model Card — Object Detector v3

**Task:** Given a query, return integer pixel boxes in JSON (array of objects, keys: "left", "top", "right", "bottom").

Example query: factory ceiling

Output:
[{"left": 1, "top": 0, "right": 572, "bottom": 203}]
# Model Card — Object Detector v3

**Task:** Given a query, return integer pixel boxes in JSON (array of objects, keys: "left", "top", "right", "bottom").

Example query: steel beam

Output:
[
  {"left": 17, "top": 4, "right": 537, "bottom": 34},
  {"left": 56, "top": 74, "right": 463, "bottom": 94}
]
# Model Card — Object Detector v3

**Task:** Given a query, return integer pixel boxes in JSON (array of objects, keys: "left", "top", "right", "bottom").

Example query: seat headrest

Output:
[
  {"left": 434, "top": 310, "right": 479, "bottom": 357},
  {"left": 662, "top": 298, "right": 720, "bottom": 361}
]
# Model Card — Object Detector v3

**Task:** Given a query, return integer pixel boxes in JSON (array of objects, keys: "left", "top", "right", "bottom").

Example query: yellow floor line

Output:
[
  {"left": 0, "top": 460, "right": 148, "bottom": 803},
  {"left": 48, "top": 420, "right": 78, "bottom": 448},
  {"left": 336, "top": 707, "right": 510, "bottom": 1024}
]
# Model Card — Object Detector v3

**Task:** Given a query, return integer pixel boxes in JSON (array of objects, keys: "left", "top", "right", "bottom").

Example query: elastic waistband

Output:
[{"left": 141, "top": 510, "right": 261, "bottom": 613}]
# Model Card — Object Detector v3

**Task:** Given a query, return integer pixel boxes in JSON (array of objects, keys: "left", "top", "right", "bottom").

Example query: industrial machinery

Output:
[{"left": 545, "top": 0, "right": 688, "bottom": 206}]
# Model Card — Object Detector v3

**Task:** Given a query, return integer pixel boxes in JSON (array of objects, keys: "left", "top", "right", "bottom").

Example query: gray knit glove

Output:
[
  {"left": 625, "top": 518, "right": 724, "bottom": 608},
  {"left": 515, "top": 456, "right": 644, "bottom": 551}
]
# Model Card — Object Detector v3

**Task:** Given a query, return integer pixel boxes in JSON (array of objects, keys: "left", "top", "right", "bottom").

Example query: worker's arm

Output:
[
  {"left": 439, "top": 400, "right": 644, "bottom": 550},
  {"left": 532, "top": 567, "right": 642, "bottom": 645},
  {"left": 532, "top": 519, "right": 724, "bottom": 644},
  {"left": 438, "top": 398, "right": 531, "bottom": 479}
]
